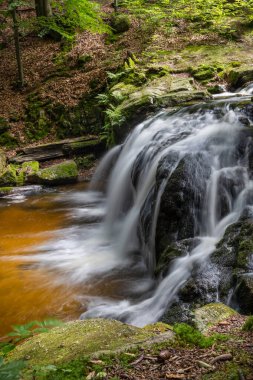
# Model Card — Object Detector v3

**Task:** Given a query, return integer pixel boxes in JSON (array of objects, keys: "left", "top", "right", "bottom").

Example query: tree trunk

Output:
[
  {"left": 114, "top": 0, "right": 118, "bottom": 12},
  {"left": 11, "top": 7, "right": 24, "bottom": 87},
  {"left": 35, "top": 0, "right": 52, "bottom": 17}
]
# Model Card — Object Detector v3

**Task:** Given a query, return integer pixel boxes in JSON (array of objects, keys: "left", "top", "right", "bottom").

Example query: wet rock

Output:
[
  {"left": 155, "top": 153, "right": 211, "bottom": 255},
  {"left": 227, "top": 65, "right": 253, "bottom": 89},
  {"left": 234, "top": 275, "right": 253, "bottom": 314}
]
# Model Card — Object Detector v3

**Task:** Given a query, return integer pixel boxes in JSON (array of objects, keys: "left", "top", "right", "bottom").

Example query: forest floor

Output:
[
  {"left": 99, "top": 315, "right": 253, "bottom": 380},
  {"left": 1, "top": 0, "right": 253, "bottom": 153}
]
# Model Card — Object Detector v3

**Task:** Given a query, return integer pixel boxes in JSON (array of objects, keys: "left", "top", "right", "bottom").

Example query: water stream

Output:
[{"left": 2, "top": 85, "right": 253, "bottom": 332}]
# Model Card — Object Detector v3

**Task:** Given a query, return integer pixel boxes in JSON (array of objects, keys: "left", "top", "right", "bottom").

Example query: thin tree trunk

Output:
[
  {"left": 43, "top": 0, "right": 52, "bottom": 17},
  {"left": 114, "top": 0, "right": 118, "bottom": 13},
  {"left": 35, "top": 0, "right": 52, "bottom": 17},
  {"left": 11, "top": 7, "right": 24, "bottom": 87}
]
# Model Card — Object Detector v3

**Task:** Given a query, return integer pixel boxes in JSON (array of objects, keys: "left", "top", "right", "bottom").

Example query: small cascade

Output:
[{"left": 19, "top": 85, "right": 253, "bottom": 325}]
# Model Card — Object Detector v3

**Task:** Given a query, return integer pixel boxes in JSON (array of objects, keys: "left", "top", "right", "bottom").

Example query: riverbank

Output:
[{"left": 3, "top": 304, "right": 253, "bottom": 380}]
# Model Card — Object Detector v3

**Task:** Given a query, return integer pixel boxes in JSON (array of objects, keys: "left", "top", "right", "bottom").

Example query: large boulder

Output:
[
  {"left": 27, "top": 160, "right": 78, "bottom": 185},
  {"left": 0, "top": 161, "right": 39, "bottom": 187},
  {"left": 227, "top": 65, "right": 253, "bottom": 89},
  {"left": 109, "top": 75, "right": 210, "bottom": 143},
  {"left": 7, "top": 319, "right": 173, "bottom": 367},
  {"left": 194, "top": 303, "right": 237, "bottom": 332}
]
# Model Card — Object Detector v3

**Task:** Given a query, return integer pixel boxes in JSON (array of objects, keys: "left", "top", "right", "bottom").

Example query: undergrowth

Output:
[
  {"left": 173, "top": 323, "right": 228, "bottom": 348},
  {"left": 242, "top": 316, "right": 253, "bottom": 331}
]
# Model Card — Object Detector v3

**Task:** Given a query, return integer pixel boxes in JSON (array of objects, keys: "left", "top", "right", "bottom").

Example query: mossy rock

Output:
[
  {"left": 22, "top": 161, "right": 40, "bottom": 183},
  {"left": 0, "top": 149, "right": 6, "bottom": 174},
  {"left": 111, "top": 14, "right": 131, "bottom": 34},
  {"left": 0, "top": 186, "right": 13, "bottom": 195},
  {"left": 194, "top": 303, "right": 237, "bottom": 332},
  {"left": 28, "top": 160, "right": 78, "bottom": 185},
  {"left": 190, "top": 65, "right": 216, "bottom": 81},
  {"left": 0, "top": 164, "right": 20, "bottom": 186},
  {"left": 7, "top": 319, "right": 170, "bottom": 367},
  {"left": 227, "top": 65, "right": 253, "bottom": 89}
]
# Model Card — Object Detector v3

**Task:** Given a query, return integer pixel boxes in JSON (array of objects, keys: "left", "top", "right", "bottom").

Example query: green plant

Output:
[
  {"left": 37, "top": 0, "right": 111, "bottom": 41},
  {"left": 173, "top": 323, "right": 227, "bottom": 348},
  {"left": 8, "top": 318, "right": 64, "bottom": 343},
  {"left": 242, "top": 316, "right": 253, "bottom": 331},
  {"left": 0, "top": 357, "right": 26, "bottom": 380}
]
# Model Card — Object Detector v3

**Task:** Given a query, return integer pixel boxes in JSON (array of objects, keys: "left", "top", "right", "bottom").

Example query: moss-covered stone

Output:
[
  {"left": 194, "top": 303, "right": 237, "bottom": 332},
  {"left": 227, "top": 65, "right": 253, "bottom": 88},
  {"left": 28, "top": 160, "right": 78, "bottom": 185},
  {"left": 0, "top": 164, "right": 20, "bottom": 186},
  {"left": 191, "top": 65, "right": 216, "bottom": 81},
  {"left": 234, "top": 275, "right": 253, "bottom": 314},
  {"left": 21, "top": 161, "right": 40, "bottom": 183},
  {"left": 7, "top": 319, "right": 161, "bottom": 366},
  {"left": 0, "top": 186, "right": 13, "bottom": 195}
]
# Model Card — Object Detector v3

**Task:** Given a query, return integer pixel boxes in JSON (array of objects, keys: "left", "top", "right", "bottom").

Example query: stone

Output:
[
  {"left": 0, "top": 164, "right": 19, "bottom": 186},
  {"left": 227, "top": 65, "right": 253, "bottom": 89},
  {"left": 27, "top": 160, "right": 78, "bottom": 186},
  {"left": 234, "top": 275, "right": 253, "bottom": 314},
  {"left": 194, "top": 303, "right": 237, "bottom": 332},
  {"left": 7, "top": 319, "right": 173, "bottom": 367}
]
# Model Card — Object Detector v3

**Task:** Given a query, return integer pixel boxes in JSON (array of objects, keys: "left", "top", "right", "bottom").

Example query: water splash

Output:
[{"left": 16, "top": 89, "right": 253, "bottom": 326}]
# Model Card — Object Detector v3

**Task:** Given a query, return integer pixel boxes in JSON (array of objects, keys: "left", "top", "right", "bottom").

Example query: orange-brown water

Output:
[{"left": 0, "top": 191, "right": 83, "bottom": 337}]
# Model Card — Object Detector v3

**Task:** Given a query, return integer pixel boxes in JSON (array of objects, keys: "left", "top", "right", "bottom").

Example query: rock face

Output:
[
  {"left": 227, "top": 65, "right": 253, "bottom": 88},
  {"left": 8, "top": 319, "right": 173, "bottom": 367},
  {"left": 107, "top": 74, "right": 210, "bottom": 143},
  {"left": 28, "top": 160, "right": 78, "bottom": 185},
  {"left": 0, "top": 161, "right": 39, "bottom": 187}
]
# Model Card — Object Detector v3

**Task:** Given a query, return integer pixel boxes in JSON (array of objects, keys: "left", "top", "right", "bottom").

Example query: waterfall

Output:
[{"left": 20, "top": 88, "right": 253, "bottom": 326}]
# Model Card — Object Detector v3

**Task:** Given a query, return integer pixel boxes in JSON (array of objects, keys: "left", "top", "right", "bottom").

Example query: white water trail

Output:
[{"left": 14, "top": 92, "right": 253, "bottom": 326}]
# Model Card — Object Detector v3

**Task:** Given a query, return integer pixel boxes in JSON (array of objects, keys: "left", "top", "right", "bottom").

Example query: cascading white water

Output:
[{"left": 16, "top": 87, "right": 253, "bottom": 326}]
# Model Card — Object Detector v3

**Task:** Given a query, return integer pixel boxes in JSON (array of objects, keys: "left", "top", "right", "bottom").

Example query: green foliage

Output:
[
  {"left": 8, "top": 319, "right": 64, "bottom": 343},
  {"left": 38, "top": 0, "right": 110, "bottom": 41},
  {"left": 242, "top": 316, "right": 253, "bottom": 331},
  {"left": 173, "top": 323, "right": 227, "bottom": 348},
  {"left": 121, "top": 0, "right": 253, "bottom": 38},
  {"left": 0, "top": 357, "right": 26, "bottom": 380}
]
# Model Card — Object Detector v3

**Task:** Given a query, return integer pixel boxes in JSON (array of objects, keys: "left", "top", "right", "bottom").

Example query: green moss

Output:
[
  {"left": 194, "top": 303, "right": 237, "bottom": 332},
  {"left": 8, "top": 319, "right": 156, "bottom": 367},
  {"left": 242, "top": 316, "right": 253, "bottom": 331},
  {"left": 0, "top": 186, "right": 13, "bottom": 195},
  {"left": 0, "top": 132, "right": 18, "bottom": 148},
  {"left": 173, "top": 322, "right": 227, "bottom": 348},
  {"left": 111, "top": 15, "right": 130, "bottom": 34},
  {"left": 0, "top": 164, "right": 19, "bottom": 186},
  {"left": 29, "top": 160, "right": 78, "bottom": 185},
  {"left": 0, "top": 149, "right": 6, "bottom": 174},
  {"left": 74, "top": 154, "right": 95, "bottom": 169}
]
